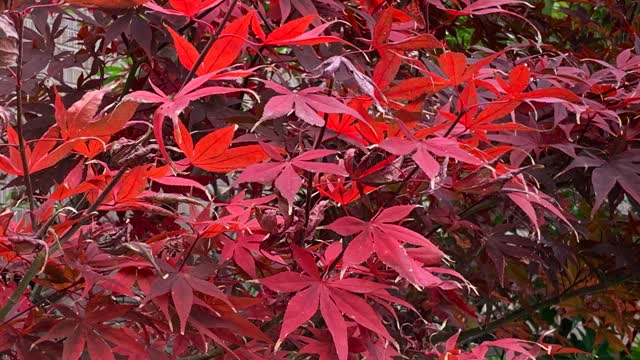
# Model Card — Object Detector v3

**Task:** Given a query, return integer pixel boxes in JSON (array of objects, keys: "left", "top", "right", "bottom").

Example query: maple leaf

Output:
[
  {"left": 236, "top": 149, "right": 347, "bottom": 203},
  {"left": 316, "top": 174, "right": 377, "bottom": 206},
  {"left": 142, "top": 269, "right": 233, "bottom": 335},
  {"left": 443, "top": 0, "right": 540, "bottom": 40},
  {"left": 251, "top": 14, "right": 346, "bottom": 46},
  {"left": 323, "top": 113, "right": 369, "bottom": 145},
  {"left": 469, "top": 64, "right": 580, "bottom": 128},
  {"left": 54, "top": 87, "right": 138, "bottom": 139},
  {"left": 296, "top": 327, "right": 344, "bottom": 360},
  {"left": 379, "top": 136, "right": 484, "bottom": 181},
  {"left": 560, "top": 149, "right": 640, "bottom": 217},
  {"left": 53, "top": 87, "right": 139, "bottom": 158},
  {"left": 325, "top": 205, "right": 449, "bottom": 287},
  {"left": 371, "top": 8, "right": 441, "bottom": 53},
  {"left": 445, "top": 0, "right": 532, "bottom": 17},
  {"left": 64, "top": 0, "right": 147, "bottom": 8},
  {"left": 260, "top": 245, "right": 396, "bottom": 360},
  {"left": 257, "top": 80, "right": 365, "bottom": 127},
  {"left": 0, "top": 126, "right": 79, "bottom": 175},
  {"left": 219, "top": 232, "right": 285, "bottom": 277},
  {"left": 386, "top": 51, "right": 502, "bottom": 101},
  {"left": 343, "top": 149, "right": 404, "bottom": 188},
  {"left": 173, "top": 121, "right": 267, "bottom": 173},
  {"left": 127, "top": 74, "right": 256, "bottom": 167},
  {"left": 164, "top": 13, "right": 253, "bottom": 75},
  {"left": 371, "top": 7, "right": 442, "bottom": 89},
  {"left": 504, "top": 181, "right": 573, "bottom": 236},
  {"left": 32, "top": 297, "right": 134, "bottom": 360},
  {"left": 145, "top": 0, "right": 223, "bottom": 18}
]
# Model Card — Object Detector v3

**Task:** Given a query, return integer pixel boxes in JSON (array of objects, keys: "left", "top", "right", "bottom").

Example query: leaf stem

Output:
[
  {"left": 177, "top": 0, "right": 228, "bottom": 34},
  {"left": 381, "top": 166, "right": 419, "bottom": 208},
  {"left": 11, "top": 12, "right": 36, "bottom": 227},
  {"left": 443, "top": 109, "right": 467, "bottom": 138},
  {"left": 303, "top": 79, "right": 334, "bottom": 235}
]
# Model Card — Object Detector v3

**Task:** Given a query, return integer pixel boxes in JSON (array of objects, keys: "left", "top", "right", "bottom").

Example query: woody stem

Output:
[{"left": 12, "top": 12, "right": 36, "bottom": 227}]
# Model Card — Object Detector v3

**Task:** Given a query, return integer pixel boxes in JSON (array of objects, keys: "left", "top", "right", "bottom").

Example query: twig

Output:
[
  {"left": 0, "top": 167, "right": 128, "bottom": 321},
  {"left": 11, "top": 12, "right": 36, "bottom": 227},
  {"left": 177, "top": 234, "right": 200, "bottom": 271},
  {"left": 302, "top": 79, "right": 334, "bottom": 233},
  {"left": 424, "top": 195, "right": 494, "bottom": 238},
  {"left": 443, "top": 109, "right": 467, "bottom": 138},
  {"left": 177, "top": 0, "right": 228, "bottom": 33},
  {"left": 178, "top": 349, "right": 224, "bottom": 360},
  {"left": 50, "top": 166, "right": 128, "bottom": 254},
  {"left": 381, "top": 166, "right": 419, "bottom": 209},
  {"left": 431, "top": 272, "right": 635, "bottom": 345},
  {"left": 179, "top": 0, "right": 240, "bottom": 91},
  {"left": 0, "top": 280, "right": 81, "bottom": 328}
]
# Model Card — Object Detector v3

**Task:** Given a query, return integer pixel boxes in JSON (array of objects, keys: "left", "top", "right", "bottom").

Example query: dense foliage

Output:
[{"left": 0, "top": 0, "right": 639, "bottom": 359}]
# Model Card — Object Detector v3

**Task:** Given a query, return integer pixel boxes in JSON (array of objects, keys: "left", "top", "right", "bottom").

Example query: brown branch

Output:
[{"left": 431, "top": 272, "right": 636, "bottom": 345}]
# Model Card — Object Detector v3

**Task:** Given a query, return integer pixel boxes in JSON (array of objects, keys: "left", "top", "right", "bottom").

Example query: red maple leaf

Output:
[
  {"left": 32, "top": 297, "right": 136, "bottom": 360},
  {"left": 260, "top": 245, "right": 398, "bottom": 360},
  {"left": 257, "top": 80, "right": 365, "bottom": 127},
  {"left": 386, "top": 51, "right": 502, "bottom": 101},
  {"left": 141, "top": 268, "right": 233, "bottom": 335},
  {"left": 173, "top": 121, "right": 268, "bottom": 173},
  {"left": 127, "top": 74, "right": 256, "bottom": 168},
  {"left": 54, "top": 87, "right": 139, "bottom": 158},
  {"left": 164, "top": 13, "right": 253, "bottom": 75},
  {"left": 469, "top": 64, "right": 580, "bottom": 128},
  {"left": 145, "top": 0, "right": 223, "bottom": 18},
  {"left": 325, "top": 205, "right": 450, "bottom": 288},
  {"left": 379, "top": 136, "right": 484, "bottom": 181},
  {"left": 371, "top": 7, "right": 442, "bottom": 89},
  {"left": 236, "top": 149, "right": 347, "bottom": 203},
  {"left": 251, "top": 14, "right": 346, "bottom": 46},
  {"left": 0, "top": 126, "right": 78, "bottom": 175}
]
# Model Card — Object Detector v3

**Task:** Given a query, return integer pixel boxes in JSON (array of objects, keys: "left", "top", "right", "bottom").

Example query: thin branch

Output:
[
  {"left": 302, "top": 79, "right": 334, "bottom": 233},
  {"left": 381, "top": 166, "right": 419, "bottom": 209},
  {"left": 178, "top": 234, "right": 201, "bottom": 271},
  {"left": 431, "top": 272, "right": 635, "bottom": 345},
  {"left": 178, "top": 349, "right": 224, "bottom": 360},
  {"left": 50, "top": 166, "right": 128, "bottom": 254},
  {"left": 179, "top": 0, "right": 240, "bottom": 91},
  {"left": 11, "top": 13, "right": 36, "bottom": 227},
  {"left": 0, "top": 166, "right": 128, "bottom": 321},
  {"left": 443, "top": 109, "right": 467, "bottom": 138},
  {"left": 0, "top": 280, "right": 81, "bottom": 328},
  {"left": 177, "top": 0, "right": 228, "bottom": 33},
  {"left": 424, "top": 195, "right": 494, "bottom": 238}
]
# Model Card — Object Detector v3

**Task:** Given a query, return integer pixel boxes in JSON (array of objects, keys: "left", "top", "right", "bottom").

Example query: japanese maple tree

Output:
[{"left": 0, "top": 0, "right": 639, "bottom": 359}]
